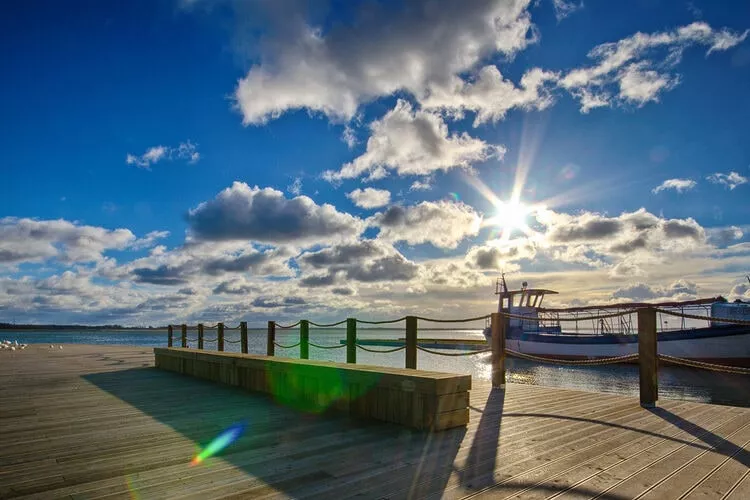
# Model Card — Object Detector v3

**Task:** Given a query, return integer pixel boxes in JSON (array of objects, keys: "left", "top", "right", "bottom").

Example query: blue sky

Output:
[{"left": 2, "top": 0, "right": 750, "bottom": 325}]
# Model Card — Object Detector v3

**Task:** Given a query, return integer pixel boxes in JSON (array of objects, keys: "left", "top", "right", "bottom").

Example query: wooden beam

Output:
[
  {"left": 491, "top": 312, "right": 506, "bottom": 389},
  {"left": 347, "top": 318, "right": 356, "bottom": 364},
  {"left": 405, "top": 316, "right": 417, "bottom": 369},
  {"left": 198, "top": 324, "right": 204, "bottom": 350},
  {"left": 267, "top": 321, "right": 275, "bottom": 356},
  {"left": 167, "top": 325, "right": 173, "bottom": 347},
  {"left": 217, "top": 323, "right": 225, "bottom": 352},
  {"left": 181, "top": 324, "right": 187, "bottom": 348},
  {"left": 638, "top": 307, "right": 658, "bottom": 407},
  {"left": 240, "top": 321, "right": 248, "bottom": 354},
  {"left": 300, "top": 320, "right": 309, "bottom": 359}
]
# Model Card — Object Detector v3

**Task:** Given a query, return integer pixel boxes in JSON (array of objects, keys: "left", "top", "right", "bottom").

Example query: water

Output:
[{"left": 3, "top": 328, "right": 748, "bottom": 408}]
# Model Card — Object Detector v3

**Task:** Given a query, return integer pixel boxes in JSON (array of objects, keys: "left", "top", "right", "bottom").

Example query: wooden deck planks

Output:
[{"left": 0, "top": 344, "right": 748, "bottom": 499}]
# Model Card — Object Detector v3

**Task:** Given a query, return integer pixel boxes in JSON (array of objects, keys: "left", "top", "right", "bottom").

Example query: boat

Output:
[{"left": 482, "top": 274, "right": 750, "bottom": 367}]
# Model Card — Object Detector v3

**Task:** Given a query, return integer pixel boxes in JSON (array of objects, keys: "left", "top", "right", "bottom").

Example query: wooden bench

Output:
[{"left": 154, "top": 348, "right": 470, "bottom": 431}]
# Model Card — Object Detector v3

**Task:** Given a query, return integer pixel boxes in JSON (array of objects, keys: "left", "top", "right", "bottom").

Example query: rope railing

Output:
[
  {"left": 202, "top": 337, "right": 218, "bottom": 343},
  {"left": 658, "top": 354, "right": 750, "bottom": 375},
  {"left": 223, "top": 325, "right": 242, "bottom": 330},
  {"left": 274, "top": 341, "right": 301, "bottom": 349},
  {"left": 416, "top": 346, "right": 492, "bottom": 356},
  {"left": 309, "top": 341, "right": 347, "bottom": 350},
  {"left": 275, "top": 321, "right": 301, "bottom": 329},
  {"left": 355, "top": 343, "right": 406, "bottom": 353},
  {"left": 356, "top": 317, "right": 407, "bottom": 325},
  {"left": 224, "top": 338, "right": 243, "bottom": 344},
  {"left": 413, "top": 314, "right": 491, "bottom": 323},
  {"left": 506, "top": 349, "right": 639, "bottom": 366},
  {"left": 654, "top": 308, "right": 750, "bottom": 326},
  {"left": 309, "top": 319, "right": 348, "bottom": 327}
]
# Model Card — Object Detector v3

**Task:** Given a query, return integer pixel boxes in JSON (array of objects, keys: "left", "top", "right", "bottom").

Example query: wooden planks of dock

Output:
[{"left": 0, "top": 344, "right": 748, "bottom": 499}]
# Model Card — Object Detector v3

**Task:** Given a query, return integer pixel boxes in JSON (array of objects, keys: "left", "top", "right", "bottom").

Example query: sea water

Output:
[{"left": 3, "top": 328, "right": 748, "bottom": 408}]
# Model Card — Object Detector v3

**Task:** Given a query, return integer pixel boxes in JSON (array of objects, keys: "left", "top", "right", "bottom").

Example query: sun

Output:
[{"left": 492, "top": 200, "right": 531, "bottom": 232}]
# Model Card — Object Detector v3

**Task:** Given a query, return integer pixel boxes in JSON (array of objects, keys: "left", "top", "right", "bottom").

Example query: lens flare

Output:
[{"left": 190, "top": 422, "right": 245, "bottom": 466}]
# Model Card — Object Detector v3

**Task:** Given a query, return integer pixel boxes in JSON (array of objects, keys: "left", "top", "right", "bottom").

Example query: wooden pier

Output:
[{"left": 1, "top": 344, "right": 749, "bottom": 499}]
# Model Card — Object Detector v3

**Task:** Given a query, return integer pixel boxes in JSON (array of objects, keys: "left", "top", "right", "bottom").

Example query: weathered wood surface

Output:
[
  {"left": 154, "top": 348, "right": 471, "bottom": 431},
  {"left": 0, "top": 345, "right": 748, "bottom": 499}
]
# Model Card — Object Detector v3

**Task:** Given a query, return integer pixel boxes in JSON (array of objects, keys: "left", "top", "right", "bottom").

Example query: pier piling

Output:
[
  {"left": 198, "top": 323, "right": 204, "bottom": 350},
  {"left": 267, "top": 321, "right": 275, "bottom": 356},
  {"left": 405, "top": 316, "right": 417, "bottom": 369},
  {"left": 300, "top": 320, "right": 309, "bottom": 359},
  {"left": 241, "top": 321, "right": 248, "bottom": 354},
  {"left": 346, "top": 318, "right": 356, "bottom": 364},
  {"left": 491, "top": 312, "right": 506, "bottom": 389},
  {"left": 217, "top": 323, "right": 225, "bottom": 352},
  {"left": 638, "top": 307, "right": 658, "bottom": 407}
]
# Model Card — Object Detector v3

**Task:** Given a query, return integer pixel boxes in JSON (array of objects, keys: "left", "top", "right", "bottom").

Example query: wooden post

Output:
[
  {"left": 300, "top": 320, "right": 309, "bottom": 360},
  {"left": 240, "top": 321, "right": 248, "bottom": 354},
  {"left": 346, "top": 318, "right": 357, "bottom": 364},
  {"left": 405, "top": 316, "right": 417, "bottom": 369},
  {"left": 638, "top": 307, "right": 658, "bottom": 407},
  {"left": 267, "top": 321, "right": 276, "bottom": 356},
  {"left": 217, "top": 323, "right": 225, "bottom": 352},
  {"left": 167, "top": 325, "right": 173, "bottom": 347},
  {"left": 491, "top": 312, "right": 506, "bottom": 389},
  {"left": 198, "top": 324, "right": 204, "bottom": 350},
  {"left": 181, "top": 324, "right": 187, "bottom": 348}
]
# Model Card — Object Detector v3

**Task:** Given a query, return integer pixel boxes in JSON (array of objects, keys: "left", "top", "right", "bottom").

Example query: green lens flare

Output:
[{"left": 190, "top": 422, "right": 245, "bottom": 466}]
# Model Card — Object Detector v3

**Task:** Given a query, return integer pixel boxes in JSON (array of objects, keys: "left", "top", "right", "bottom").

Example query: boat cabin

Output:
[{"left": 495, "top": 277, "right": 558, "bottom": 331}]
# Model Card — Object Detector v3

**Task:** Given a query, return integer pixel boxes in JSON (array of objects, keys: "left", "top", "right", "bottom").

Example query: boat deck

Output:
[{"left": 1, "top": 344, "right": 749, "bottom": 499}]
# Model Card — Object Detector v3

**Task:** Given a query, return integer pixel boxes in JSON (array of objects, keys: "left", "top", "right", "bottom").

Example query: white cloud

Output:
[
  {"left": 131, "top": 230, "right": 170, "bottom": 250},
  {"left": 612, "top": 279, "right": 698, "bottom": 301},
  {"left": 346, "top": 188, "right": 391, "bottom": 209},
  {"left": 421, "top": 66, "right": 559, "bottom": 126},
  {"left": 287, "top": 177, "right": 302, "bottom": 196},
  {"left": 126, "top": 141, "right": 200, "bottom": 169},
  {"left": 187, "top": 182, "right": 364, "bottom": 245},
  {"left": 560, "top": 22, "right": 749, "bottom": 111},
  {"left": 409, "top": 178, "right": 434, "bottom": 192},
  {"left": 371, "top": 201, "right": 482, "bottom": 249},
  {"left": 706, "top": 171, "right": 748, "bottom": 190},
  {"left": 323, "top": 100, "right": 502, "bottom": 182},
  {"left": 0, "top": 217, "right": 136, "bottom": 265},
  {"left": 233, "top": 0, "right": 537, "bottom": 124},
  {"left": 652, "top": 178, "right": 697, "bottom": 194},
  {"left": 552, "top": 0, "right": 584, "bottom": 22}
]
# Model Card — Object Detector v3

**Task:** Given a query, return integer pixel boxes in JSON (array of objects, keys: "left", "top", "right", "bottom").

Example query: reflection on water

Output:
[{"left": 4, "top": 328, "right": 749, "bottom": 408}]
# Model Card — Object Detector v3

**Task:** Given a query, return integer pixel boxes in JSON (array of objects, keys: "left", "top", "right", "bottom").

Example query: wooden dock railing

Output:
[{"left": 167, "top": 307, "right": 750, "bottom": 408}]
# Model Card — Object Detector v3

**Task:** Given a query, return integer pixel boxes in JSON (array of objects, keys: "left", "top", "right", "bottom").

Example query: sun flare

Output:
[{"left": 492, "top": 200, "right": 531, "bottom": 231}]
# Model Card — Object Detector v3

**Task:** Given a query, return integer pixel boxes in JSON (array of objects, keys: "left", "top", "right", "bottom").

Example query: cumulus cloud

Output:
[
  {"left": 233, "top": 0, "right": 537, "bottom": 124},
  {"left": 652, "top": 178, "right": 697, "bottom": 194},
  {"left": 612, "top": 279, "right": 698, "bottom": 301},
  {"left": 187, "top": 182, "right": 364, "bottom": 244},
  {"left": 371, "top": 201, "right": 482, "bottom": 249},
  {"left": 126, "top": 141, "right": 200, "bottom": 169},
  {"left": 465, "top": 239, "right": 537, "bottom": 269},
  {"left": 706, "top": 171, "right": 748, "bottom": 190},
  {"left": 298, "top": 240, "right": 419, "bottom": 286},
  {"left": 0, "top": 217, "right": 135, "bottom": 265},
  {"left": 422, "top": 66, "right": 559, "bottom": 125},
  {"left": 323, "top": 100, "right": 501, "bottom": 182},
  {"left": 560, "top": 22, "right": 749, "bottom": 112},
  {"left": 346, "top": 188, "right": 391, "bottom": 209},
  {"left": 536, "top": 208, "right": 707, "bottom": 262}
]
